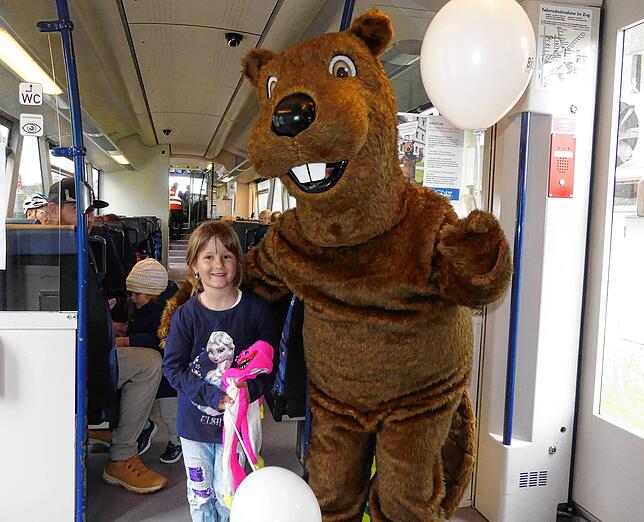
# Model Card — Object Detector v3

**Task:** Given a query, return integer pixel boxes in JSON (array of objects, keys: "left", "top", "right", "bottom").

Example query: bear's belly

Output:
[{"left": 302, "top": 304, "right": 473, "bottom": 410}]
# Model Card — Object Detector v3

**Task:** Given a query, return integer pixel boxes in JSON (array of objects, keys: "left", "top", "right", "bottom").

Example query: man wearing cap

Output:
[{"left": 47, "top": 176, "right": 108, "bottom": 228}]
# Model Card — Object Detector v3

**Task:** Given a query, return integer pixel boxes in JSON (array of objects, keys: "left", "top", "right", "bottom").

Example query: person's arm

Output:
[
  {"left": 162, "top": 306, "right": 226, "bottom": 409},
  {"left": 246, "top": 300, "right": 280, "bottom": 403}
]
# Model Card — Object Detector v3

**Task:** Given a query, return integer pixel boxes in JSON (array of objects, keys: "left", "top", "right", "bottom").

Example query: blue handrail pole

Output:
[
  {"left": 502, "top": 112, "right": 530, "bottom": 446},
  {"left": 340, "top": 0, "right": 356, "bottom": 30},
  {"left": 38, "top": 1, "right": 88, "bottom": 519}
]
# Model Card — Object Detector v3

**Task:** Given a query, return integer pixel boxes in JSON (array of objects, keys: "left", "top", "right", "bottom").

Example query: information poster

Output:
[
  {"left": 396, "top": 113, "right": 426, "bottom": 186},
  {"left": 424, "top": 115, "right": 464, "bottom": 201},
  {"left": 537, "top": 4, "right": 593, "bottom": 90}
]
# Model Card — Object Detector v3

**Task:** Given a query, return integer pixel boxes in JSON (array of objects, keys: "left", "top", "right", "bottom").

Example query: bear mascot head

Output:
[{"left": 243, "top": 10, "right": 406, "bottom": 247}]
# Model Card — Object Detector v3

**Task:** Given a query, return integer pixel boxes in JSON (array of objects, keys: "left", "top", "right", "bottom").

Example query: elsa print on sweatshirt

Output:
[{"left": 189, "top": 331, "right": 235, "bottom": 416}]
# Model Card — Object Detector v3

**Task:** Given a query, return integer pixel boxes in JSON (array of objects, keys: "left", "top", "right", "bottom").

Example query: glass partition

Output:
[{"left": 0, "top": 224, "right": 78, "bottom": 312}]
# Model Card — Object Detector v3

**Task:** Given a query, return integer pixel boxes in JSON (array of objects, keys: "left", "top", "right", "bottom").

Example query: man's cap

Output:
[{"left": 47, "top": 177, "right": 108, "bottom": 209}]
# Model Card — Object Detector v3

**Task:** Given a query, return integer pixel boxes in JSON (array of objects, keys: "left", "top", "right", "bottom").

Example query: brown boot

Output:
[
  {"left": 103, "top": 455, "right": 167, "bottom": 494},
  {"left": 88, "top": 430, "right": 112, "bottom": 448}
]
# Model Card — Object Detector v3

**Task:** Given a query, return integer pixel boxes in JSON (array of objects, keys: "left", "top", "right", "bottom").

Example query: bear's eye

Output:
[
  {"left": 267, "top": 76, "right": 277, "bottom": 98},
  {"left": 329, "top": 55, "right": 356, "bottom": 78}
]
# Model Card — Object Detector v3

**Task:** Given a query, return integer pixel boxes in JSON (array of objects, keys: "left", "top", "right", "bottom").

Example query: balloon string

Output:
[{"left": 473, "top": 130, "right": 485, "bottom": 210}]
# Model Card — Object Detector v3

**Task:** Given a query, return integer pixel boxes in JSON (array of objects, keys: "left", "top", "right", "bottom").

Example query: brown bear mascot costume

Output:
[
  {"left": 160, "top": 9, "right": 511, "bottom": 522},
  {"left": 241, "top": 9, "right": 511, "bottom": 522},
  {"left": 241, "top": 9, "right": 512, "bottom": 521}
]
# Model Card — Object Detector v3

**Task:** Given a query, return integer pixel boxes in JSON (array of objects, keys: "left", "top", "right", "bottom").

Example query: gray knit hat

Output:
[{"left": 126, "top": 258, "right": 168, "bottom": 296}]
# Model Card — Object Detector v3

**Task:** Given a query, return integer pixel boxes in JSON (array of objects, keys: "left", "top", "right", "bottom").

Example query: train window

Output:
[
  {"left": 0, "top": 121, "right": 9, "bottom": 172},
  {"left": 49, "top": 148, "right": 74, "bottom": 183},
  {"left": 599, "top": 19, "right": 644, "bottom": 438},
  {"left": 92, "top": 166, "right": 100, "bottom": 199},
  {"left": 256, "top": 179, "right": 270, "bottom": 211},
  {"left": 272, "top": 178, "right": 284, "bottom": 212},
  {"left": 257, "top": 190, "right": 269, "bottom": 212},
  {"left": 13, "top": 136, "right": 44, "bottom": 218}
]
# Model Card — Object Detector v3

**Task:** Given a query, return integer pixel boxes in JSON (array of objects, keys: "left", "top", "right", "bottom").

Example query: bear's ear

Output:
[
  {"left": 347, "top": 9, "right": 393, "bottom": 57},
  {"left": 242, "top": 48, "right": 275, "bottom": 87}
]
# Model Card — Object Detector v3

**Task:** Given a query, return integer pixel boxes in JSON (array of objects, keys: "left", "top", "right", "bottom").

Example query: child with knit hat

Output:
[{"left": 97, "top": 258, "right": 183, "bottom": 476}]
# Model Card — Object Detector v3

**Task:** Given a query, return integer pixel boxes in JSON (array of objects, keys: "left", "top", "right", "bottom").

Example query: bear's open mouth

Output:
[{"left": 287, "top": 161, "right": 348, "bottom": 193}]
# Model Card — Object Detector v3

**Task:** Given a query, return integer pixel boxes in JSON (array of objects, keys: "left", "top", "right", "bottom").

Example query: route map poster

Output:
[{"left": 537, "top": 4, "right": 593, "bottom": 90}]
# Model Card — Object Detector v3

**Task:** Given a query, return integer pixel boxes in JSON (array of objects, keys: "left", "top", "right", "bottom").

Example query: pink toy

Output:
[{"left": 220, "top": 340, "right": 274, "bottom": 506}]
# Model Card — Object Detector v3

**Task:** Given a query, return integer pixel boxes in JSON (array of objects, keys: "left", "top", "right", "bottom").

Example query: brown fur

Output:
[
  {"left": 157, "top": 277, "right": 194, "bottom": 348},
  {"left": 242, "top": 10, "right": 511, "bottom": 521}
]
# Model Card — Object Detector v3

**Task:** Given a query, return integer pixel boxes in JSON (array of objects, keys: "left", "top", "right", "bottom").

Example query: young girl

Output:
[{"left": 163, "top": 221, "right": 277, "bottom": 521}]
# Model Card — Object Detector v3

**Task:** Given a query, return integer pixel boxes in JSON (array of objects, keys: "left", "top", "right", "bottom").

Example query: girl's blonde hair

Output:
[{"left": 186, "top": 221, "right": 244, "bottom": 293}]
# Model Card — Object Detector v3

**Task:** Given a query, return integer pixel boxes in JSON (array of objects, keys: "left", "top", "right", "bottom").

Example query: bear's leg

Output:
[
  {"left": 368, "top": 393, "right": 463, "bottom": 522},
  {"left": 307, "top": 389, "right": 375, "bottom": 522}
]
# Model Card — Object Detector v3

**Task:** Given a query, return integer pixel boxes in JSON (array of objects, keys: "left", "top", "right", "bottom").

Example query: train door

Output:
[{"left": 573, "top": 7, "right": 644, "bottom": 522}]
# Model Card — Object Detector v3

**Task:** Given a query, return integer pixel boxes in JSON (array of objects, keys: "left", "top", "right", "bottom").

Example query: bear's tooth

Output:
[
  {"left": 308, "top": 163, "right": 326, "bottom": 182},
  {"left": 291, "top": 164, "right": 310, "bottom": 183}
]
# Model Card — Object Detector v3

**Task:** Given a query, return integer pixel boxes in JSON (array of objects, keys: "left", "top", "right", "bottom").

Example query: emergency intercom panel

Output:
[{"left": 548, "top": 133, "right": 576, "bottom": 198}]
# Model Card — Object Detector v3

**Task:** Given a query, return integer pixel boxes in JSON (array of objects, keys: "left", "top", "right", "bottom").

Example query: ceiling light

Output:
[
  {"left": 0, "top": 28, "right": 63, "bottom": 95},
  {"left": 221, "top": 176, "right": 234, "bottom": 182},
  {"left": 109, "top": 153, "right": 130, "bottom": 165}
]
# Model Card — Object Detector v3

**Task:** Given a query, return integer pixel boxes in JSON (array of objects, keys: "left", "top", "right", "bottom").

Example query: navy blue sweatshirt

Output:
[
  {"left": 127, "top": 282, "right": 178, "bottom": 350},
  {"left": 162, "top": 291, "right": 278, "bottom": 443}
]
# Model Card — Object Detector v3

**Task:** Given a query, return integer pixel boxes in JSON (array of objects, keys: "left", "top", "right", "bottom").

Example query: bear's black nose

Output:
[{"left": 272, "top": 93, "right": 316, "bottom": 137}]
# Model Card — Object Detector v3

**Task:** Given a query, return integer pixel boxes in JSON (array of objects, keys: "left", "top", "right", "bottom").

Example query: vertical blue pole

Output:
[
  {"left": 39, "top": 1, "right": 88, "bottom": 519},
  {"left": 340, "top": 0, "right": 356, "bottom": 30},
  {"left": 503, "top": 112, "right": 530, "bottom": 446}
]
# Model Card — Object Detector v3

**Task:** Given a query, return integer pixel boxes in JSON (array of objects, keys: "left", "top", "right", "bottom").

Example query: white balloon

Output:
[
  {"left": 230, "top": 467, "right": 322, "bottom": 522},
  {"left": 420, "top": 0, "right": 536, "bottom": 131}
]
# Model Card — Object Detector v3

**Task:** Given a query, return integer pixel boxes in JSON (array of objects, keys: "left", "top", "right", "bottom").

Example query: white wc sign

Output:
[
  {"left": 19, "top": 82, "right": 43, "bottom": 105},
  {"left": 20, "top": 114, "right": 44, "bottom": 136}
]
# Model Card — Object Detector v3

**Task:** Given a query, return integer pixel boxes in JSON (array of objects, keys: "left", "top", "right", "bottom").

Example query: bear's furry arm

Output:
[
  {"left": 244, "top": 225, "right": 290, "bottom": 303},
  {"left": 433, "top": 209, "right": 512, "bottom": 307}
]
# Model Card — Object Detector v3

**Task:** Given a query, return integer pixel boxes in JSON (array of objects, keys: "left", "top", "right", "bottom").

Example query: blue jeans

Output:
[{"left": 180, "top": 438, "right": 229, "bottom": 522}]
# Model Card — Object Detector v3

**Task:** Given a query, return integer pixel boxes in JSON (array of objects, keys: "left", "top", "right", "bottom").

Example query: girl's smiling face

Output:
[{"left": 192, "top": 237, "right": 238, "bottom": 292}]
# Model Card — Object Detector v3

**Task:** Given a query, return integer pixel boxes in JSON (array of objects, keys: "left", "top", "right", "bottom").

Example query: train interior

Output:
[{"left": 0, "top": 0, "right": 643, "bottom": 521}]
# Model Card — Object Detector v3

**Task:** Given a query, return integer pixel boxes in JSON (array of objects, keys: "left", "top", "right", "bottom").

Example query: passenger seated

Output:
[
  {"left": 110, "top": 258, "right": 182, "bottom": 465},
  {"left": 258, "top": 209, "right": 271, "bottom": 225},
  {"left": 251, "top": 210, "right": 271, "bottom": 247},
  {"left": 22, "top": 193, "right": 49, "bottom": 223},
  {"left": 47, "top": 177, "right": 108, "bottom": 229},
  {"left": 95, "top": 213, "right": 123, "bottom": 223},
  {"left": 47, "top": 178, "right": 167, "bottom": 493}
]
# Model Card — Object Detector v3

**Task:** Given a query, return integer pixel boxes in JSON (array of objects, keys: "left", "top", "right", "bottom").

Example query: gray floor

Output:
[{"left": 87, "top": 412, "right": 488, "bottom": 521}]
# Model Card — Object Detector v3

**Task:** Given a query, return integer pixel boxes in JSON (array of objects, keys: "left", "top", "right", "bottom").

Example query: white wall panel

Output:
[{"left": 0, "top": 312, "right": 77, "bottom": 521}]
